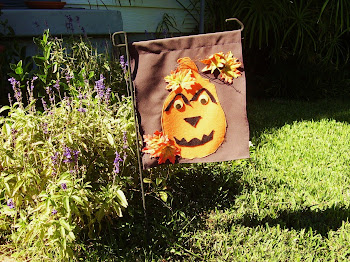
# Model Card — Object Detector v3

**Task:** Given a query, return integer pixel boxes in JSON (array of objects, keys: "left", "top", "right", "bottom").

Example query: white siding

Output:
[{"left": 65, "top": 0, "right": 199, "bottom": 34}]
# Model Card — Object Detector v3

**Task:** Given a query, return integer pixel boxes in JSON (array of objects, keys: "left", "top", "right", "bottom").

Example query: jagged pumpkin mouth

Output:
[{"left": 174, "top": 130, "right": 214, "bottom": 147}]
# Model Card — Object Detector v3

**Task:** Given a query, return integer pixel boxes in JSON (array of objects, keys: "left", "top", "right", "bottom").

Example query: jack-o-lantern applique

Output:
[
  {"left": 142, "top": 54, "right": 242, "bottom": 164},
  {"left": 161, "top": 57, "right": 227, "bottom": 159}
]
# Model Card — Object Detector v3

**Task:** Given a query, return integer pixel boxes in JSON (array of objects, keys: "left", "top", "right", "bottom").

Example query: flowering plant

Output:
[{"left": 0, "top": 31, "right": 136, "bottom": 261}]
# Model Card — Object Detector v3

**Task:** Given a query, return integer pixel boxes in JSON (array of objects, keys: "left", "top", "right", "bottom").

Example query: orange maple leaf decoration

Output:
[
  {"left": 201, "top": 52, "right": 226, "bottom": 74},
  {"left": 201, "top": 51, "right": 242, "bottom": 84},
  {"left": 142, "top": 131, "right": 181, "bottom": 164},
  {"left": 164, "top": 69, "right": 196, "bottom": 91}
]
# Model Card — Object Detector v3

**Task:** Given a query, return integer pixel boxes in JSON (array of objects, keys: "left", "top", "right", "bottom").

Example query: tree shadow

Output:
[
  {"left": 79, "top": 162, "right": 246, "bottom": 260},
  {"left": 80, "top": 160, "right": 350, "bottom": 259},
  {"left": 80, "top": 99, "right": 350, "bottom": 259},
  {"left": 234, "top": 205, "right": 350, "bottom": 237}
]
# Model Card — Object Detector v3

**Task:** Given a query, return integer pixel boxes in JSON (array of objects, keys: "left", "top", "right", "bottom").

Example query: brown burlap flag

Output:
[{"left": 130, "top": 29, "right": 249, "bottom": 169}]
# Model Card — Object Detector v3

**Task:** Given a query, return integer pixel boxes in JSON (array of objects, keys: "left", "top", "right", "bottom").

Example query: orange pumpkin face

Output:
[{"left": 161, "top": 70, "right": 227, "bottom": 159}]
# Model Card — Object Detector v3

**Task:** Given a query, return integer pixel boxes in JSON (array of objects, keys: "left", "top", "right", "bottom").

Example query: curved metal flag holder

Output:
[{"left": 112, "top": 18, "right": 249, "bottom": 228}]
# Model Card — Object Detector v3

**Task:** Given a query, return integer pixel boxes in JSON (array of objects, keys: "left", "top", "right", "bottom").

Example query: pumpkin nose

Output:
[{"left": 184, "top": 116, "right": 201, "bottom": 127}]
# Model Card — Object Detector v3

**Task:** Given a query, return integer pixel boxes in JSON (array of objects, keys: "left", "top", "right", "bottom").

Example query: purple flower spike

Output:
[
  {"left": 7, "top": 199, "right": 15, "bottom": 209},
  {"left": 30, "top": 76, "right": 38, "bottom": 91},
  {"left": 104, "top": 87, "right": 111, "bottom": 104},
  {"left": 94, "top": 74, "right": 106, "bottom": 101},
  {"left": 123, "top": 131, "right": 128, "bottom": 149},
  {"left": 41, "top": 98, "right": 48, "bottom": 111},
  {"left": 42, "top": 122, "right": 48, "bottom": 134},
  {"left": 8, "top": 77, "right": 17, "bottom": 87},
  {"left": 63, "top": 147, "right": 72, "bottom": 163},
  {"left": 63, "top": 147, "right": 80, "bottom": 163},
  {"left": 51, "top": 152, "right": 59, "bottom": 166},
  {"left": 65, "top": 15, "right": 74, "bottom": 33},
  {"left": 65, "top": 73, "right": 73, "bottom": 83},
  {"left": 54, "top": 80, "right": 60, "bottom": 91},
  {"left": 122, "top": 131, "right": 128, "bottom": 160},
  {"left": 61, "top": 183, "right": 67, "bottom": 190},
  {"left": 120, "top": 55, "right": 125, "bottom": 67},
  {"left": 52, "top": 209, "right": 58, "bottom": 215},
  {"left": 8, "top": 77, "right": 22, "bottom": 104},
  {"left": 81, "top": 26, "right": 86, "bottom": 36},
  {"left": 77, "top": 107, "right": 87, "bottom": 113},
  {"left": 46, "top": 86, "right": 51, "bottom": 96},
  {"left": 77, "top": 92, "right": 83, "bottom": 100},
  {"left": 73, "top": 150, "right": 80, "bottom": 161},
  {"left": 113, "top": 151, "right": 123, "bottom": 174},
  {"left": 119, "top": 55, "right": 128, "bottom": 73},
  {"left": 8, "top": 93, "right": 13, "bottom": 107}
]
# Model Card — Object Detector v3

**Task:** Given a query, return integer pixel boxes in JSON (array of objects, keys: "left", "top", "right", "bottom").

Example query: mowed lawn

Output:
[
  {"left": 178, "top": 99, "right": 350, "bottom": 261},
  {"left": 83, "top": 99, "right": 350, "bottom": 261}
]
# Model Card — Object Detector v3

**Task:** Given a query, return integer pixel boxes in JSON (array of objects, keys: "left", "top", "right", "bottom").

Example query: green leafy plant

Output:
[
  {"left": 0, "top": 28, "right": 141, "bottom": 260},
  {"left": 0, "top": 29, "right": 186, "bottom": 261},
  {"left": 156, "top": 13, "right": 181, "bottom": 38},
  {"left": 0, "top": 76, "right": 140, "bottom": 260},
  {"left": 199, "top": 0, "right": 350, "bottom": 98},
  {"left": 0, "top": 11, "right": 30, "bottom": 107},
  {"left": 8, "top": 29, "right": 127, "bottom": 104},
  {"left": 318, "top": 0, "right": 350, "bottom": 30},
  {"left": 0, "top": 74, "right": 137, "bottom": 259}
]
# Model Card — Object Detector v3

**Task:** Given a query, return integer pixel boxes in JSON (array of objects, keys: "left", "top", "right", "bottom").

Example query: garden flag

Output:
[{"left": 130, "top": 27, "right": 249, "bottom": 169}]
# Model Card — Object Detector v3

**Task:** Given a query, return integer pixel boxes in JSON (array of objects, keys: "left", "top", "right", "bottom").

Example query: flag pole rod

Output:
[
  {"left": 225, "top": 18, "right": 244, "bottom": 31},
  {"left": 199, "top": 0, "right": 205, "bottom": 33},
  {"left": 112, "top": 31, "right": 147, "bottom": 222}
]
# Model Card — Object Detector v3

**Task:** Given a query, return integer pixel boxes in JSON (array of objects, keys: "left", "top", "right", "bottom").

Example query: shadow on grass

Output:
[
  {"left": 247, "top": 98, "right": 350, "bottom": 137},
  {"left": 79, "top": 163, "right": 246, "bottom": 260},
  {"left": 80, "top": 99, "right": 350, "bottom": 260},
  {"left": 243, "top": 99, "right": 350, "bottom": 235},
  {"left": 234, "top": 205, "right": 350, "bottom": 237}
]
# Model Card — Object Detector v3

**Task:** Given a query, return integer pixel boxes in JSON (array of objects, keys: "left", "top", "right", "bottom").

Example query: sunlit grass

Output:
[
  {"left": 179, "top": 99, "right": 350, "bottom": 261},
  {"left": 82, "top": 99, "right": 350, "bottom": 261}
]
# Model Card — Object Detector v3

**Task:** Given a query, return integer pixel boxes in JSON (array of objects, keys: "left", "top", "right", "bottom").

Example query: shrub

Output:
[
  {"left": 0, "top": 76, "right": 138, "bottom": 260},
  {"left": 202, "top": 0, "right": 350, "bottom": 99},
  {"left": 0, "top": 29, "right": 140, "bottom": 260},
  {"left": 6, "top": 29, "right": 127, "bottom": 107}
]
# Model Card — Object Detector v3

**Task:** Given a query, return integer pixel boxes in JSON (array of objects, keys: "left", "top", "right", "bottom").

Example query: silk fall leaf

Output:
[
  {"left": 164, "top": 69, "right": 196, "bottom": 91},
  {"left": 143, "top": 131, "right": 180, "bottom": 164},
  {"left": 201, "top": 51, "right": 242, "bottom": 84}
]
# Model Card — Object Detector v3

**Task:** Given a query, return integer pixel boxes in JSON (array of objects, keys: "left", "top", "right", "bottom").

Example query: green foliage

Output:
[
  {"left": 0, "top": 29, "right": 188, "bottom": 261},
  {"left": 0, "top": 29, "right": 140, "bottom": 260},
  {"left": 156, "top": 13, "right": 181, "bottom": 38},
  {"left": 8, "top": 29, "right": 127, "bottom": 104},
  {"left": 175, "top": 0, "right": 200, "bottom": 25},
  {"left": 319, "top": 0, "right": 350, "bottom": 31},
  {"left": 80, "top": 99, "right": 350, "bottom": 261},
  {"left": 201, "top": 0, "right": 350, "bottom": 98},
  {"left": 0, "top": 87, "right": 137, "bottom": 259},
  {"left": 0, "top": 11, "right": 29, "bottom": 107},
  {"left": 179, "top": 106, "right": 350, "bottom": 261}
]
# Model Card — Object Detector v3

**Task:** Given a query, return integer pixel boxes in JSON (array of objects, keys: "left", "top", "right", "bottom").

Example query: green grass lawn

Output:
[{"left": 83, "top": 99, "right": 350, "bottom": 261}]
